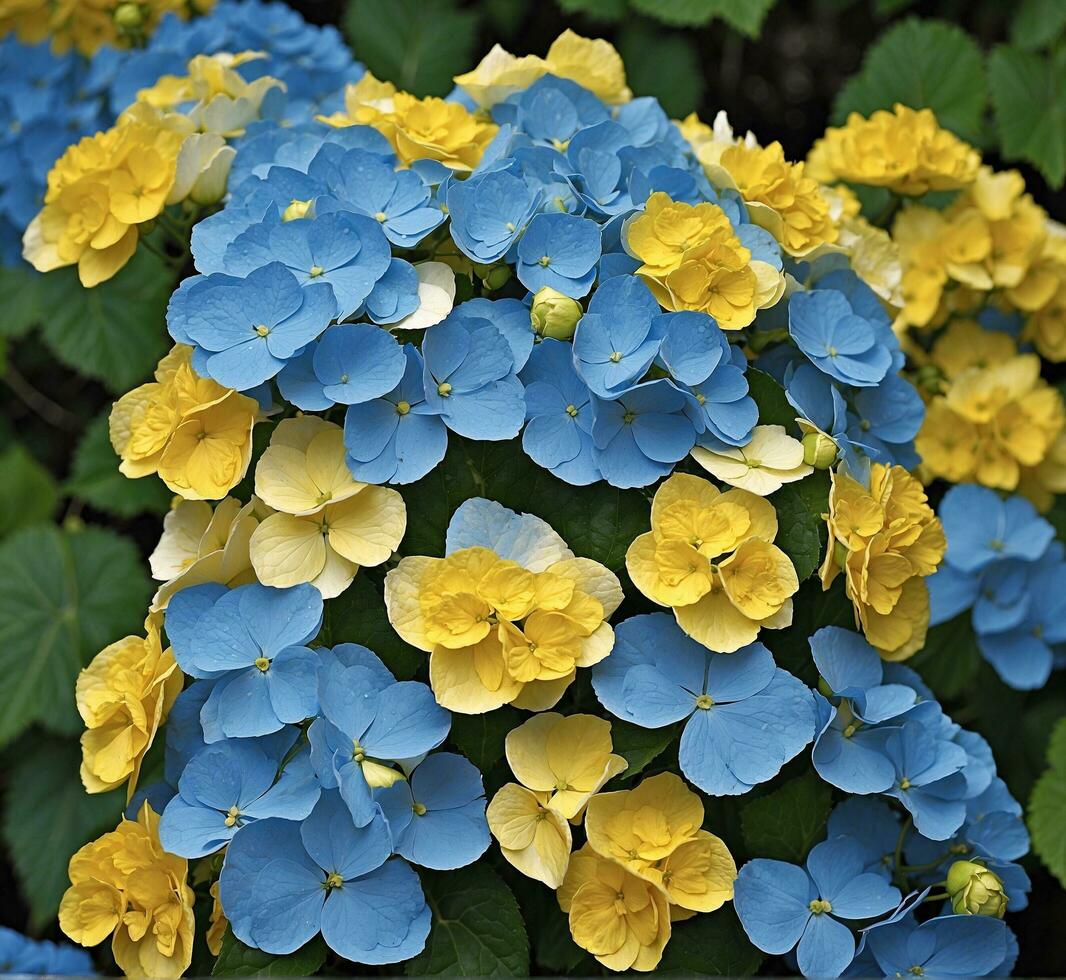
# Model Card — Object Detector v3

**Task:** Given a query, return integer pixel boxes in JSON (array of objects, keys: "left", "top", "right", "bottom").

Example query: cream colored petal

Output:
[
  {"left": 508, "top": 672, "right": 574, "bottom": 711},
  {"left": 149, "top": 501, "right": 212, "bottom": 581},
  {"left": 505, "top": 713, "right": 562, "bottom": 792},
  {"left": 393, "top": 261, "right": 456, "bottom": 330},
  {"left": 311, "top": 544, "right": 358, "bottom": 600},
  {"left": 384, "top": 557, "right": 439, "bottom": 651},
  {"left": 326, "top": 487, "right": 406, "bottom": 567},
  {"left": 429, "top": 645, "right": 521, "bottom": 714},
  {"left": 255, "top": 444, "right": 324, "bottom": 515},
  {"left": 546, "top": 558, "right": 624, "bottom": 617},
  {"left": 270, "top": 415, "right": 336, "bottom": 452},
  {"left": 249, "top": 513, "right": 327, "bottom": 588},
  {"left": 305, "top": 429, "right": 363, "bottom": 503},
  {"left": 573, "top": 623, "right": 614, "bottom": 668}
]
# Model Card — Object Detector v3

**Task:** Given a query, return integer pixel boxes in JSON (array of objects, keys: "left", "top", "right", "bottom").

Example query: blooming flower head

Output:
[
  {"left": 77, "top": 615, "right": 183, "bottom": 800},
  {"left": 691, "top": 424, "right": 813, "bottom": 495},
  {"left": 625, "top": 191, "right": 784, "bottom": 329},
  {"left": 487, "top": 781, "right": 574, "bottom": 888},
  {"left": 385, "top": 498, "right": 622, "bottom": 712},
  {"left": 626, "top": 472, "right": 799, "bottom": 652},
  {"left": 821, "top": 462, "right": 946, "bottom": 660},
  {"left": 108, "top": 345, "right": 259, "bottom": 501},
  {"left": 249, "top": 416, "right": 407, "bottom": 598},
  {"left": 865, "top": 914, "right": 1010, "bottom": 979},
  {"left": 59, "top": 802, "right": 195, "bottom": 979},
  {"left": 808, "top": 104, "right": 980, "bottom": 195}
]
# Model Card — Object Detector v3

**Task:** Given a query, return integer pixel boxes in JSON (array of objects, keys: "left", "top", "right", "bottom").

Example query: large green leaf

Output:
[
  {"left": 1010, "top": 0, "right": 1066, "bottom": 51},
  {"left": 405, "top": 865, "right": 529, "bottom": 976},
  {"left": 212, "top": 931, "right": 327, "bottom": 977},
  {"left": 0, "top": 523, "right": 151, "bottom": 745},
  {"left": 989, "top": 45, "right": 1066, "bottom": 189},
  {"left": 449, "top": 707, "right": 522, "bottom": 772},
  {"left": 910, "top": 613, "right": 980, "bottom": 701},
  {"left": 609, "top": 718, "right": 678, "bottom": 779},
  {"left": 747, "top": 368, "right": 796, "bottom": 431},
  {"left": 1, "top": 736, "right": 125, "bottom": 929},
  {"left": 0, "top": 444, "right": 58, "bottom": 537},
  {"left": 0, "top": 265, "right": 48, "bottom": 340},
  {"left": 37, "top": 250, "right": 174, "bottom": 393},
  {"left": 344, "top": 0, "right": 479, "bottom": 97},
  {"left": 630, "top": 0, "right": 775, "bottom": 35},
  {"left": 1029, "top": 716, "right": 1066, "bottom": 887},
  {"left": 67, "top": 413, "right": 171, "bottom": 519},
  {"left": 658, "top": 908, "right": 764, "bottom": 975},
  {"left": 833, "top": 18, "right": 987, "bottom": 142},
  {"left": 770, "top": 471, "right": 829, "bottom": 583},
  {"left": 555, "top": 0, "right": 627, "bottom": 20},
  {"left": 741, "top": 771, "right": 832, "bottom": 863}
]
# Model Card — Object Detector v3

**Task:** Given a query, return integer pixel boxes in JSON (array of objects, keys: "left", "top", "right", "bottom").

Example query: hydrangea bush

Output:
[{"left": 5, "top": 3, "right": 1066, "bottom": 976}]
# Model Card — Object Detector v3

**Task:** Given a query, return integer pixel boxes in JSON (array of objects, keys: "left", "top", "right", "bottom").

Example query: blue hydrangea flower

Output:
[
  {"left": 497, "top": 75, "right": 609, "bottom": 147},
  {"left": 376, "top": 752, "right": 489, "bottom": 870},
  {"left": 363, "top": 257, "right": 420, "bottom": 325},
  {"left": 572, "top": 274, "right": 662, "bottom": 397},
  {"left": 593, "top": 613, "right": 815, "bottom": 795},
  {"left": 941, "top": 484, "right": 1055, "bottom": 574},
  {"left": 220, "top": 791, "right": 430, "bottom": 964},
  {"left": 344, "top": 344, "right": 448, "bottom": 485},
  {"left": 846, "top": 375, "right": 924, "bottom": 469},
  {"left": 564, "top": 121, "right": 639, "bottom": 217},
  {"left": 447, "top": 169, "right": 541, "bottom": 263},
  {"left": 168, "top": 262, "right": 336, "bottom": 391},
  {"left": 865, "top": 914, "right": 1008, "bottom": 979},
  {"left": 221, "top": 210, "right": 392, "bottom": 319},
  {"left": 308, "top": 644, "right": 450, "bottom": 827},
  {"left": 455, "top": 297, "right": 535, "bottom": 372},
  {"left": 515, "top": 212, "right": 601, "bottom": 297},
  {"left": 826, "top": 798, "right": 903, "bottom": 879},
  {"left": 520, "top": 338, "right": 601, "bottom": 485},
  {"left": 421, "top": 308, "right": 526, "bottom": 441},
  {"left": 734, "top": 837, "right": 902, "bottom": 978},
  {"left": 788, "top": 288, "right": 893, "bottom": 387},
  {"left": 589, "top": 379, "right": 698, "bottom": 488},
  {"left": 165, "top": 582, "right": 323, "bottom": 742},
  {"left": 0, "top": 927, "right": 94, "bottom": 976},
  {"left": 159, "top": 734, "right": 320, "bottom": 857}
]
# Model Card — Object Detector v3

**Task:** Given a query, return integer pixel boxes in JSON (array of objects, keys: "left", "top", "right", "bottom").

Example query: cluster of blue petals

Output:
[{"left": 0, "top": 927, "right": 94, "bottom": 976}]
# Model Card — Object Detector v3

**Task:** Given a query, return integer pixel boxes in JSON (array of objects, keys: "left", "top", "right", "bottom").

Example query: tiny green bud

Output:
[
  {"left": 530, "top": 286, "right": 582, "bottom": 340},
  {"left": 915, "top": 364, "right": 943, "bottom": 395},
  {"left": 802, "top": 431, "right": 838, "bottom": 469},
  {"left": 946, "top": 860, "right": 1007, "bottom": 918},
  {"left": 113, "top": 2, "right": 144, "bottom": 29},
  {"left": 473, "top": 263, "right": 512, "bottom": 291}
]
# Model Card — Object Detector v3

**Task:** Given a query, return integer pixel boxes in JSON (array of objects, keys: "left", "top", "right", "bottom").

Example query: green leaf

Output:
[
  {"left": 1029, "top": 716, "right": 1066, "bottom": 887},
  {"left": 449, "top": 707, "right": 522, "bottom": 771},
  {"left": 212, "top": 930, "right": 327, "bottom": 977},
  {"left": 0, "top": 265, "right": 47, "bottom": 339},
  {"left": 741, "top": 771, "right": 832, "bottom": 862},
  {"left": 0, "top": 444, "right": 58, "bottom": 536},
  {"left": 555, "top": 0, "right": 627, "bottom": 20},
  {"left": 629, "top": 0, "right": 775, "bottom": 35},
  {"left": 989, "top": 45, "right": 1066, "bottom": 189},
  {"left": 405, "top": 865, "right": 529, "bottom": 976},
  {"left": 833, "top": 18, "right": 987, "bottom": 142},
  {"left": 747, "top": 368, "right": 795, "bottom": 430},
  {"left": 770, "top": 471, "right": 829, "bottom": 582},
  {"left": 0, "top": 523, "right": 151, "bottom": 745},
  {"left": 323, "top": 573, "right": 422, "bottom": 679},
  {"left": 617, "top": 27, "right": 704, "bottom": 117},
  {"left": 67, "top": 413, "right": 171, "bottom": 519},
  {"left": 343, "top": 0, "right": 479, "bottom": 96},
  {"left": 658, "top": 908, "right": 764, "bottom": 976},
  {"left": 1011, "top": 0, "right": 1066, "bottom": 50},
  {"left": 1, "top": 736, "right": 125, "bottom": 929},
  {"left": 609, "top": 718, "right": 677, "bottom": 778},
  {"left": 37, "top": 250, "right": 174, "bottom": 393},
  {"left": 909, "top": 613, "right": 980, "bottom": 701}
]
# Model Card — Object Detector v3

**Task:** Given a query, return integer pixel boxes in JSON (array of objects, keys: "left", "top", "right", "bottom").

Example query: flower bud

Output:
[
  {"left": 947, "top": 860, "right": 1007, "bottom": 918},
  {"left": 473, "top": 263, "right": 512, "bottom": 291},
  {"left": 531, "top": 286, "right": 582, "bottom": 340},
  {"left": 113, "top": 2, "right": 144, "bottom": 29},
  {"left": 802, "top": 431, "right": 838, "bottom": 469}
]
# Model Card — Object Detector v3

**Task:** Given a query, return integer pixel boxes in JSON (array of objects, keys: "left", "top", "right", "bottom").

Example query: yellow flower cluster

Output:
[
  {"left": 454, "top": 29, "right": 631, "bottom": 108},
  {"left": 109, "top": 345, "right": 259, "bottom": 501},
  {"left": 627, "top": 473, "right": 798, "bottom": 653},
  {"left": 488, "top": 713, "right": 625, "bottom": 887},
  {"left": 820, "top": 463, "right": 946, "bottom": 661},
  {"left": 77, "top": 615, "right": 182, "bottom": 799},
  {"left": 60, "top": 803, "right": 195, "bottom": 979},
  {"left": 808, "top": 104, "right": 981, "bottom": 196},
  {"left": 915, "top": 321, "right": 1066, "bottom": 495},
  {"left": 322, "top": 73, "right": 498, "bottom": 172},
  {"left": 626, "top": 192, "right": 785, "bottom": 329},
  {"left": 249, "top": 417, "right": 407, "bottom": 598},
  {"left": 386, "top": 537, "right": 622, "bottom": 714},
  {"left": 0, "top": 0, "right": 210, "bottom": 55}
]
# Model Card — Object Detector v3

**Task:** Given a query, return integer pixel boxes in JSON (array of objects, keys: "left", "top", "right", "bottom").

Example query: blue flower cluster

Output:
[
  {"left": 0, "top": 927, "right": 94, "bottom": 976},
  {"left": 929, "top": 484, "right": 1066, "bottom": 690},
  {"left": 140, "top": 581, "right": 489, "bottom": 964}
]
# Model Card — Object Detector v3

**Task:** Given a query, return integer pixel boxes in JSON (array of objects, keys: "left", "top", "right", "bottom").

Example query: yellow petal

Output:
[
  {"left": 674, "top": 583, "right": 762, "bottom": 653},
  {"left": 488, "top": 784, "right": 573, "bottom": 888},
  {"left": 384, "top": 557, "right": 439, "bottom": 651},
  {"left": 248, "top": 512, "right": 326, "bottom": 588},
  {"left": 656, "top": 830, "right": 736, "bottom": 912},
  {"left": 546, "top": 558, "right": 624, "bottom": 617},
  {"left": 429, "top": 642, "right": 522, "bottom": 714},
  {"left": 508, "top": 672, "right": 574, "bottom": 711},
  {"left": 325, "top": 486, "right": 406, "bottom": 567},
  {"left": 505, "top": 712, "right": 561, "bottom": 792}
]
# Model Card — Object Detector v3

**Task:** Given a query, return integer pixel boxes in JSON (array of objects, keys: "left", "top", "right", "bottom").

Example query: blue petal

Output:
[{"left": 734, "top": 859, "right": 814, "bottom": 955}]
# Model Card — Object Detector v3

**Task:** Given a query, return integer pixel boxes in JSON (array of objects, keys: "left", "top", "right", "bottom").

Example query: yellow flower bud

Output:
[
  {"left": 113, "top": 3, "right": 145, "bottom": 29},
  {"left": 947, "top": 860, "right": 1008, "bottom": 918},
  {"left": 531, "top": 286, "right": 583, "bottom": 340},
  {"left": 802, "top": 431, "right": 838, "bottom": 469}
]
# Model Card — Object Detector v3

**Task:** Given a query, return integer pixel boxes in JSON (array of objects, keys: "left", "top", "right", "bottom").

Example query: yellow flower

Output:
[
  {"left": 504, "top": 712, "right": 626, "bottom": 820},
  {"left": 148, "top": 496, "right": 261, "bottom": 611},
  {"left": 248, "top": 417, "right": 406, "bottom": 599},
  {"left": 557, "top": 844, "right": 671, "bottom": 972},
  {"left": 626, "top": 473, "right": 798, "bottom": 653},
  {"left": 77, "top": 616, "right": 182, "bottom": 800},
  {"left": 820, "top": 463, "right": 946, "bottom": 660},
  {"left": 690, "top": 424, "right": 813, "bottom": 495},
  {"left": 452, "top": 43, "right": 549, "bottom": 109},
  {"left": 109, "top": 345, "right": 259, "bottom": 500},
  {"left": 626, "top": 192, "right": 784, "bottom": 329},
  {"left": 385, "top": 521, "right": 622, "bottom": 713},
  {"left": 206, "top": 880, "right": 227, "bottom": 957},
  {"left": 487, "top": 782, "right": 573, "bottom": 888},
  {"left": 810, "top": 104, "right": 980, "bottom": 195},
  {"left": 322, "top": 72, "right": 497, "bottom": 172},
  {"left": 59, "top": 802, "right": 195, "bottom": 979}
]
